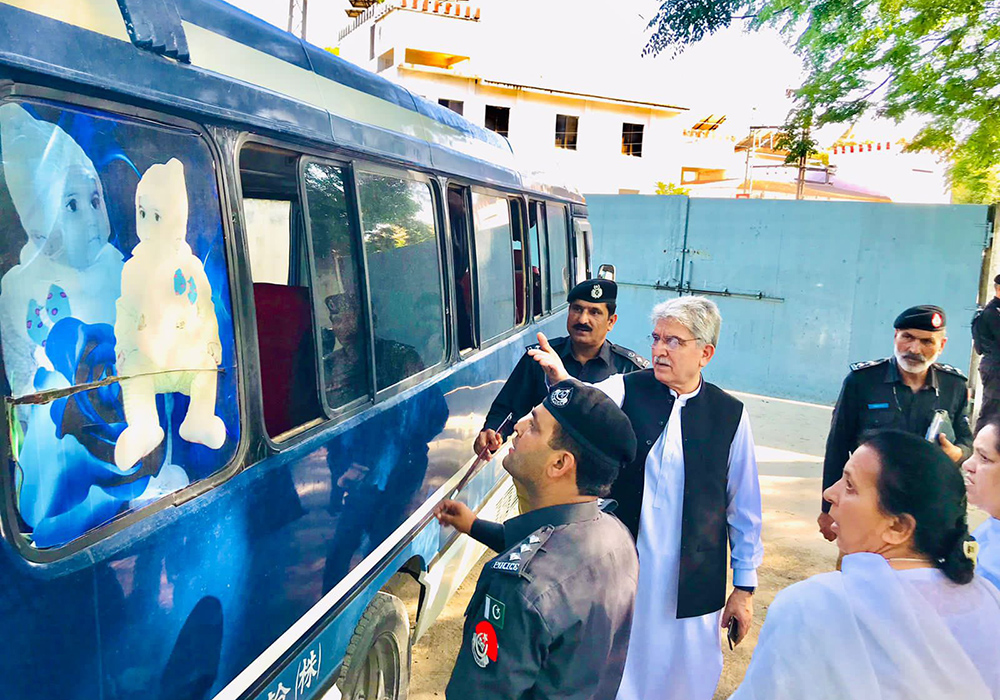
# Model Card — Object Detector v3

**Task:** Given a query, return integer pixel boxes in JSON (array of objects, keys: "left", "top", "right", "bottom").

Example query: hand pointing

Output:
[{"left": 527, "top": 332, "right": 571, "bottom": 385}]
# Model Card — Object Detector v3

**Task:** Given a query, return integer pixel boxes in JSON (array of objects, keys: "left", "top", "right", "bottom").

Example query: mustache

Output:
[
  {"left": 901, "top": 353, "right": 927, "bottom": 364},
  {"left": 572, "top": 324, "right": 593, "bottom": 332}
]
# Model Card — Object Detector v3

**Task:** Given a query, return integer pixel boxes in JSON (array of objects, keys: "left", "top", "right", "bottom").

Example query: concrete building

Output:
[{"left": 336, "top": 0, "right": 703, "bottom": 194}]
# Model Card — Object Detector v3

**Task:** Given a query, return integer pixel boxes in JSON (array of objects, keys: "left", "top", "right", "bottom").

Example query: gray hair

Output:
[{"left": 650, "top": 296, "right": 722, "bottom": 346}]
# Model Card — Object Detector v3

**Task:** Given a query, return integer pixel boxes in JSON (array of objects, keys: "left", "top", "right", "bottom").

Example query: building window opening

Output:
[
  {"left": 438, "top": 99, "right": 464, "bottom": 116},
  {"left": 377, "top": 49, "right": 394, "bottom": 73},
  {"left": 485, "top": 105, "right": 510, "bottom": 137},
  {"left": 555, "top": 114, "right": 578, "bottom": 150},
  {"left": 622, "top": 123, "right": 644, "bottom": 157}
]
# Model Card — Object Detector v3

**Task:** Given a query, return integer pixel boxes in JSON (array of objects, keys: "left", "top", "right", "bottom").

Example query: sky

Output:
[{"left": 225, "top": 0, "right": 806, "bottom": 129}]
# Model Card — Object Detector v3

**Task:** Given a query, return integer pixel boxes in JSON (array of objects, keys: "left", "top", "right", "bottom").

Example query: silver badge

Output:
[
  {"left": 550, "top": 387, "right": 572, "bottom": 407},
  {"left": 591, "top": 284, "right": 603, "bottom": 299}
]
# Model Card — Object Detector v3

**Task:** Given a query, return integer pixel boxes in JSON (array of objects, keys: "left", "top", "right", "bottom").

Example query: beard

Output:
[{"left": 894, "top": 347, "right": 939, "bottom": 374}]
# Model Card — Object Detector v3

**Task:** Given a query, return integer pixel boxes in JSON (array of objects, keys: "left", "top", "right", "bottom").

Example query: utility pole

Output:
[{"left": 287, "top": 0, "right": 308, "bottom": 39}]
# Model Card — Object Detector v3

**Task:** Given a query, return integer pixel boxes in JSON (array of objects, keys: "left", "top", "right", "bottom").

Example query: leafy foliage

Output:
[
  {"left": 645, "top": 0, "right": 1000, "bottom": 202},
  {"left": 655, "top": 181, "right": 691, "bottom": 194}
]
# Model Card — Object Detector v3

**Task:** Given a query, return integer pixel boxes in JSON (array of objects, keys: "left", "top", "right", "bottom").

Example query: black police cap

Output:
[
  {"left": 894, "top": 305, "right": 946, "bottom": 332},
  {"left": 543, "top": 378, "right": 637, "bottom": 468},
  {"left": 567, "top": 278, "right": 617, "bottom": 305},
  {"left": 994, "top": 273, "right": 1000, "bottom": 286}
]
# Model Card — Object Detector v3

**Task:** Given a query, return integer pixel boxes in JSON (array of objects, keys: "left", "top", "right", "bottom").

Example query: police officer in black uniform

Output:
[
  {"left": 972, "top": 274, "right": 1000, "bottom": 427},
  {"left": 818, "top": 305, "right": 973, "bottom": 541},
  {"left": 474, "top": 278, "right": 647, "bottom": 456},
  {"left": 435, "top": 379, "right": 639, "bottom": 700}
]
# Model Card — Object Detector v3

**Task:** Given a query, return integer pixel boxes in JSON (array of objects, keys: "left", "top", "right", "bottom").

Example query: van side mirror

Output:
[{"left": 598, "top": 264, "right": 616, "bottom": 281}]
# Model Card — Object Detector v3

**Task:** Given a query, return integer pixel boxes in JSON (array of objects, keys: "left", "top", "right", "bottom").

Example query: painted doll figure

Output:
[
  {"left": 114, "top": 158, "right": 225, "bottom": 470},
  {"left": 0, "top": 103, "right": 124, "bottom": 397}
]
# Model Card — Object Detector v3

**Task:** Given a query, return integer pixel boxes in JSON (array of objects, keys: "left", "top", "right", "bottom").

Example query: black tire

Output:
[{"left": 337, "top": 591, "right": 411, "bottom": 700}]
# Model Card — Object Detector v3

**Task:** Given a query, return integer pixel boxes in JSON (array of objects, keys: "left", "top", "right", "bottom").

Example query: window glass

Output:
[
  {"left": 622, "top": 122, "right": 644, "bottom": 157},
  {"left": 510, "top": 198, "right": 527, "bottom": 325},
  {"left": 0, "top": 100, "right": 240, "bottom": 549},
  {"left": 357, "top": 172, "right": 445, "bottom": 390},
  {"left": 546, "top": 203, "right": 570, "bottom": 307},
  {"left": 244, "top": 199, "right": 291, "bottom": 284},
  {"left": 472, "top": 192, "right": 514, "bottom": 341},
  {"left": 555, "top": 114, "right": 578, "bottom": 150},
  {"left": 528, "top": 202, "right": 548, "bottom": 318},
  {"left": 448, "top": 185, "right": 475, "bottom": 352},
  {"left": 303, "top": 161, "right": 369, "bottom": 411},
  {"left": 485, "top": 105, "right": 510, "bottom": 137}
]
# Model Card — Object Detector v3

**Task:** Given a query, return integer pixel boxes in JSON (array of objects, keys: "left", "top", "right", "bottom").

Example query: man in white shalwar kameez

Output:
[{"left": 529, "top": 296, "right": 763, "bottom": 700}]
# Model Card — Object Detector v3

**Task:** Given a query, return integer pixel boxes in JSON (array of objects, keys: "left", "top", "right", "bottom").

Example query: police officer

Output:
[
  {"left": 435, "top": 379, "right": 639, "bottom": 699},
  {"left": 972, "top": 274, "right": 1000, "bottom": 427},
  {"left": 818, "top": 305, "right": 973, "bottom": 541},
  {"left": 475, "top": 278, "right": 647, "bottom": 456}
]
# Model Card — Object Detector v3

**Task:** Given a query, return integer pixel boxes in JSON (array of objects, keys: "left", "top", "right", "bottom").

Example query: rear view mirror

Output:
[{"left": 598, "top": 264, "right": 616, "bottom": 281}]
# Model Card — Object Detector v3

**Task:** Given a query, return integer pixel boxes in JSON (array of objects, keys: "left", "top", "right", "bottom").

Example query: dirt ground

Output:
[{"left": 407, "top": 391, "right": 989, "bottom": 699}]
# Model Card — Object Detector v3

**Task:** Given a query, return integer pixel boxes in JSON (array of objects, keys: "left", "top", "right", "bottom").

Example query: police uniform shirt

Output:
[
  {"left": 822, "top": 357, "right": 973, "bottom": 510},
  {"left": 975, "top": 298, "right": 1000, "bottom": 365},
  {"left": 446, "top": 501, "right": 639, "bottom": 700},
  {"left": 483, "top": 336, "right": 648, "bottom": 436}
]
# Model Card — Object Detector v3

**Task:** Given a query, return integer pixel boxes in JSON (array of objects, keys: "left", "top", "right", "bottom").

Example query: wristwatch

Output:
[{"left": 734, "top": 585, "right": 756, "bottom": 594}]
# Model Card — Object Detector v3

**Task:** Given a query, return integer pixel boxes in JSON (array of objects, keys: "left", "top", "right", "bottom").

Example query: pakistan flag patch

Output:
[{"left": 484, "top": 594, "right": 505, "bottom": 629}]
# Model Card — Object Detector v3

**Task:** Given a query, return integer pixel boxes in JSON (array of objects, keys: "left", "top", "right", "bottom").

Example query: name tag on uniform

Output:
[{"left": 867, "top": 403, "right": 890, "bottom": 410}]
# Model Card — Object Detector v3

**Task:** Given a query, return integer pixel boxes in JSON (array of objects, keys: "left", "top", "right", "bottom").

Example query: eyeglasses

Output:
[{"left": 648, "top": 333, "right": 699, "bottom": 350}]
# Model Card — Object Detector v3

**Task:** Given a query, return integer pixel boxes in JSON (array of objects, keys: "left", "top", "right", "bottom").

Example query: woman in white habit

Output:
[{"left": 732, "top": 429, "right": 1000, "bottom": 700}]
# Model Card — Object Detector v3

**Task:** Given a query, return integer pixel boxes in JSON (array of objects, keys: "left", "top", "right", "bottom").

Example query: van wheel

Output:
[{"left": 338, "top": 592, "right": 410, "bottom": 700}]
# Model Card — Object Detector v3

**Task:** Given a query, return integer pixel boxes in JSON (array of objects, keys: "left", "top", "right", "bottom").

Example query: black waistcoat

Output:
[{"left": 610, "top": 369, "right": 743, "bottom": 619}]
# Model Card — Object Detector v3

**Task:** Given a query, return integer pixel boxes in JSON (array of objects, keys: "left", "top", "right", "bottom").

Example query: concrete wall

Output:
[{"left": 589, "top": 195, "right": 990, "bottom": 404}]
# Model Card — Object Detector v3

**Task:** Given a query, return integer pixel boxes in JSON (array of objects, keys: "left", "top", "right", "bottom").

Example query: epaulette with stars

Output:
[
  {"left": 490, "top": 526, "right": 553, "bottom": 577},
  {"left": 933, "top": 362, "right": 968, "bottom": 380},
  {"left": 610, "top": 343, "right": 650, "bottom": 369},
  {"left": 849, "top": 358, "right": 890, "bottom": 372}
]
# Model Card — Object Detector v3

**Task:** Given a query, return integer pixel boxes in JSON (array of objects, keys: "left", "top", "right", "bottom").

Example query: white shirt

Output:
[
  {"left": 593, "top": 373, "right": 763, "bottom": 586},
  {"left": 974, "top": 517, "right": 1000, "bottom": 591}
]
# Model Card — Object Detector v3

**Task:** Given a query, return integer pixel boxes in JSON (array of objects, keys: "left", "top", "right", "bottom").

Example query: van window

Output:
[
  {"left": 356, "top": 171, "right": 445, "bottom": 390},
  {"left": 240, "top": 144, "right": 324, "bottom": 438},
  {"left": 509, "top": 198, "right": 528, "bottom": 325},
  {"left": 0, "top": 99, "right": 240, "bottom": 549},
  {"left": 546, "top": 203, "right": 571, "bottom": 308},
  {"left": 528, "top": 201, "right": 549, "bottom": 317},
  {"left": 302, "top": 161, "right": 370, "bottom": 411},
  {"left": 447, "top": 185, "right": 476, "bottom": 352},
  {"left": 471, "top": 191, "right": 514, "bottom": 341}
]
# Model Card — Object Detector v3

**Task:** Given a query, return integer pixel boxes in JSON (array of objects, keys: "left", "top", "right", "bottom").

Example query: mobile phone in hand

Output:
[{"left": 727, "top": 617, "right": 739, "bottom": 650}]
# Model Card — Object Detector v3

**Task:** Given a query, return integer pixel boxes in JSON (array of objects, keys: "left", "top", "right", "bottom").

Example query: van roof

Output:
[{"left": 0, "top": 0, "right": 583, "bottom": 201}]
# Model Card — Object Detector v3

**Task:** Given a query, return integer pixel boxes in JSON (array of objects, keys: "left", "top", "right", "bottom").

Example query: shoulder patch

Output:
[
  {"left": 934, "top": 362, "right": 968, "bottom": 380},
  {"left": 850, "top": 358, "right": 889, "bottom": 372},
  {"left": 489, "top": 526, "right": 553, "bottom": 577},
  {"left": 525, "top": 343, "right": 541, "bottom": 352},
  {"left": 610, "top": 343, "right": 650, "bottom": 369}
]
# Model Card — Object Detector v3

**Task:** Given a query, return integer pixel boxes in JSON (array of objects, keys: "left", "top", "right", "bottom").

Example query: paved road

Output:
[{"left": 407, "top": 391, "right": 989, "bottom": 698}]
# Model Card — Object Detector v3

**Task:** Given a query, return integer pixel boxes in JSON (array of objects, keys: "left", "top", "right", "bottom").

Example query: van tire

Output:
[{"left": 337, "top": 592, "right": 411, "bottom": 700}]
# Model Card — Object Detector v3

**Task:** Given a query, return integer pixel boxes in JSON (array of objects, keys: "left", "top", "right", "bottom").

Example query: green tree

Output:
[
  {"left": 655, "top": 181, "right": 690, "bottom": 195},
  {"left": 773, "top": 111, "right": 820, "bottom": 199},
  {"left": 644, "top": 0, "right": 1000, "bottom": 202}
]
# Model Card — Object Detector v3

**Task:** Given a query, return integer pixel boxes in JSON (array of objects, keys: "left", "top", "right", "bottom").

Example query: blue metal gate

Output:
[{"left": 588, "top": 195, "right": 990, "bottom": 404}]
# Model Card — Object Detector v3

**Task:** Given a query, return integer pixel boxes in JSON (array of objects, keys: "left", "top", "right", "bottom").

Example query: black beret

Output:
[
  {"left": 543, "top": 378, "right": 637, "bottom": 468},
  {"left": 894, "top": 305, "right": 946, "bottom": 331},
  {"left": 567, "top": 278, "right": 617, "bottom": 304},
  {"left": 993, "top": 274, "right": 1000, "bottom": 286}
]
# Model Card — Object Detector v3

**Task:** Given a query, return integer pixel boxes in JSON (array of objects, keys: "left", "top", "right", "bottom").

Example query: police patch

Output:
[
  {"left": 591, "top": 284, "right": 603, "bottom": 299},
  {"left": 472, "top": 620, "right": 498, "bottom": 668},
  {"left": 550, "top": 387, "right": 572, "bottom": 407}
]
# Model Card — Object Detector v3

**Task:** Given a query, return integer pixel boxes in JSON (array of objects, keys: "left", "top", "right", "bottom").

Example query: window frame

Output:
[
  {"left": 555, "top": 114, "right": 579, "bottom": 150},
  {"left": 543, "top": 200, "right": 572, "bottom": 311},
  {"left": 298, "top": 155, "right": 376, "bottom": 420},
  {"left": 622, "top": 122, "right": 644, "bottom": 158},
  {"left": 469, "top": 185, "right": 520, "bottom": 348},
  {"left": 351, "top": 160, "right": 451, "bottom": 399},
  {"left": 0, "top": 84, "right": 248, "bottom": 564},
  {"left": 446, "top": 182, "right": 480, "bottom": 358}
]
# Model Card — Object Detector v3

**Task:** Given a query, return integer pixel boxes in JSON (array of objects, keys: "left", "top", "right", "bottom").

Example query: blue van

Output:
[{"left": 0, "top": 2, "right": 594, "bottom": 699}]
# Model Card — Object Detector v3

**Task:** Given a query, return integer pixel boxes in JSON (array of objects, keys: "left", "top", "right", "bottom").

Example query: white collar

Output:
[{"left": 669, "top": 376, "right": 703, "bottom": 404}]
